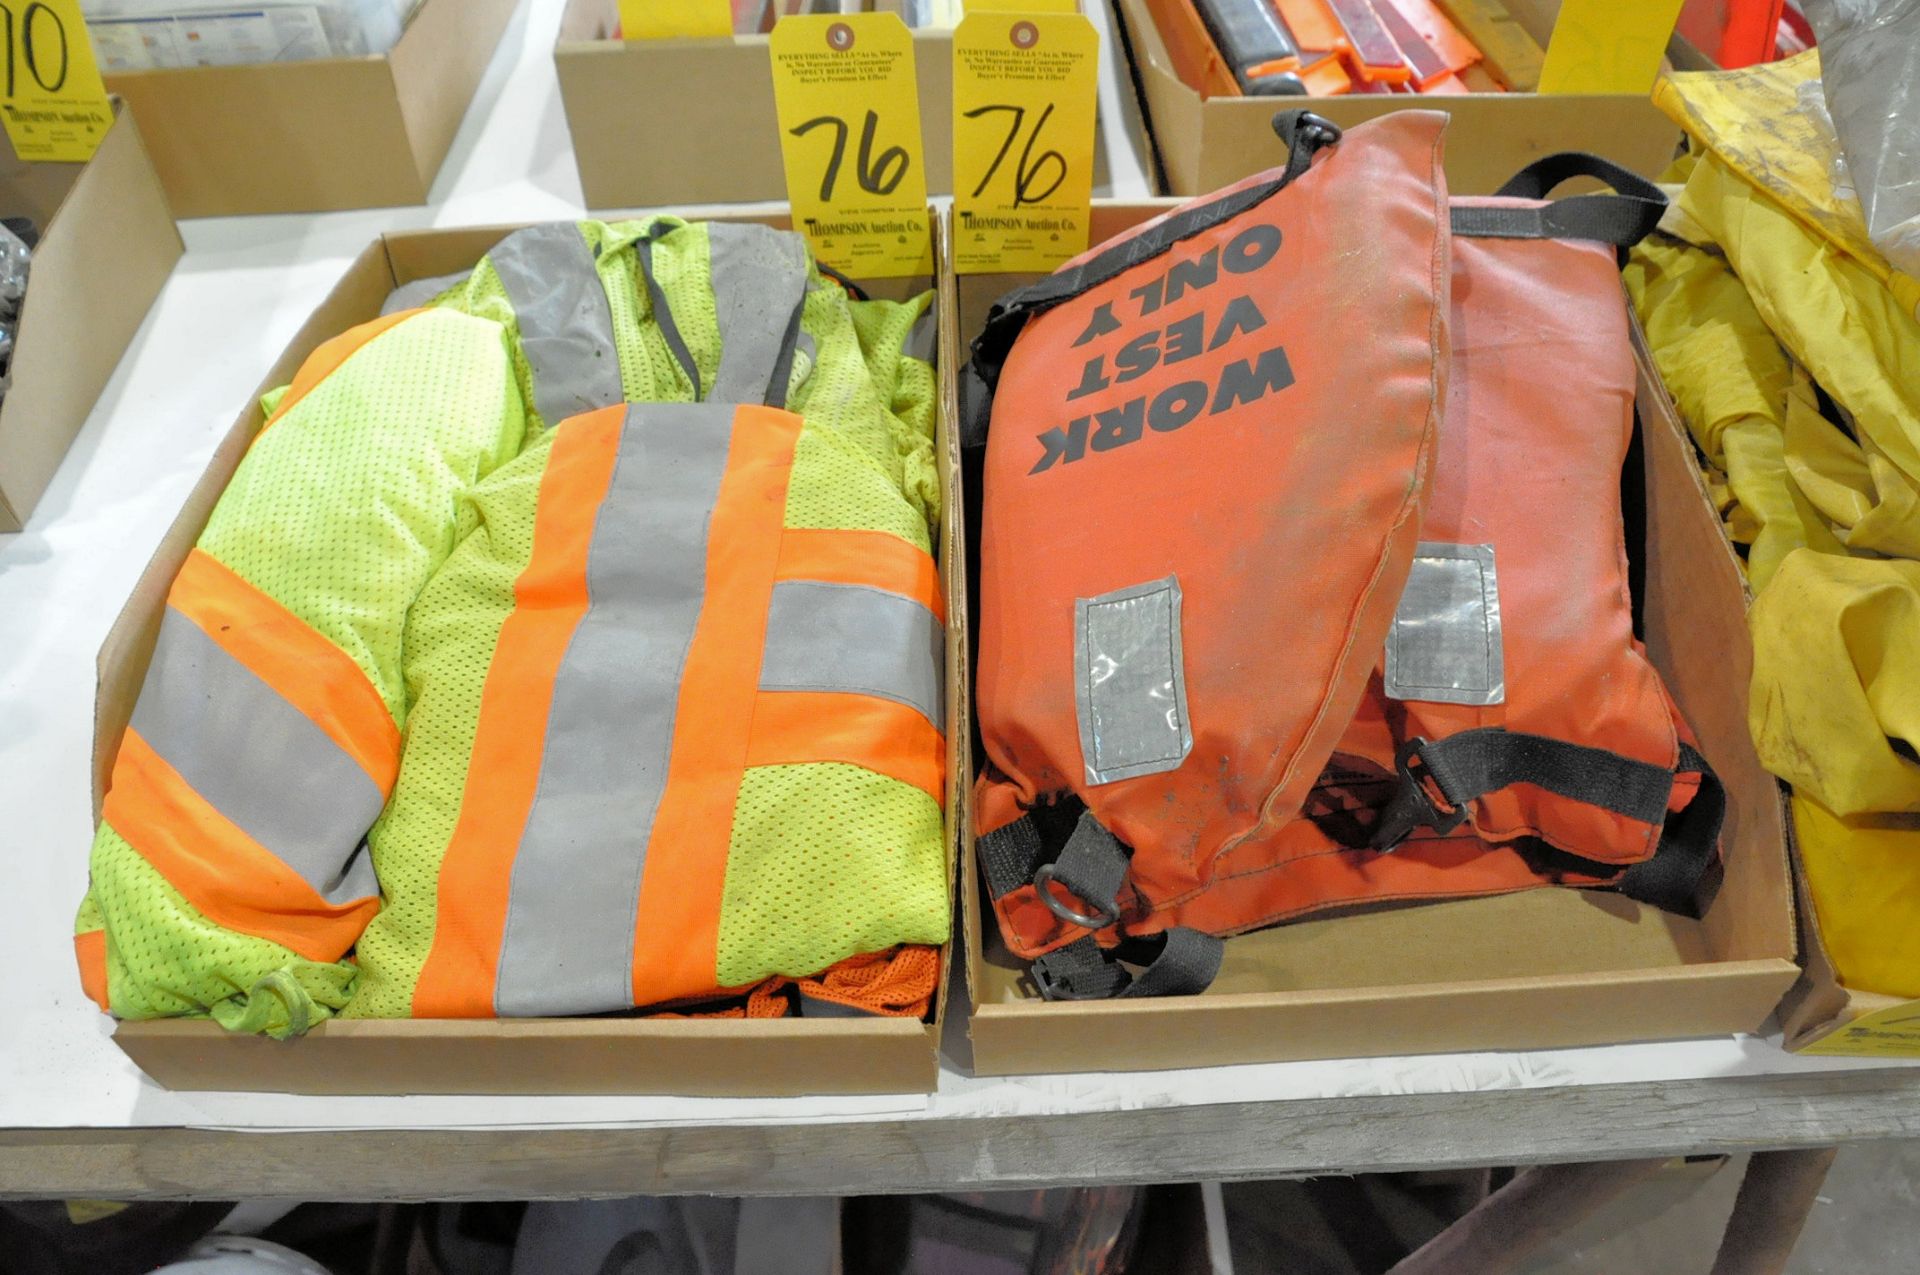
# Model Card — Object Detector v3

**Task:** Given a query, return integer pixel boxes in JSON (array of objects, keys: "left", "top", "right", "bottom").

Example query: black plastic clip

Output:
[{"left": 1370, "top": 737, "right": 1469, "bottom": 851}]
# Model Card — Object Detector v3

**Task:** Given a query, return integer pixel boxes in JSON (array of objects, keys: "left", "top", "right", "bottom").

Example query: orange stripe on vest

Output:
[
  {"left": 171, "top": 548, "right": 402, "bottom": 794},
  {"left": 74, "top": 929, "right": 109, "bottom": 1012},
  {"left": 410, "top": 406, "right": 625, "bottom": 1018},
  {"left": 776, "top": 527, "right": 945, "bottom": 621},
  {"left": 747, "top": 691, "right": 946, "bottom": 802},
  {"left": 630, "top": 405, "right": 803, "bottom": 1009},
  {"left": 256, "top": 309, "right": 422, "bottom": 439},
  {"left": 105, "top": 730, "right": 379, "bottom": 961}
]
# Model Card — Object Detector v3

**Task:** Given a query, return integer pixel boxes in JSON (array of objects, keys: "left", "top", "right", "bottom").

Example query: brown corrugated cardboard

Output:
[
  {"left": 949, "top": 203, "right": 1799, "bottom": 1075},
  {"left": 103, "top": 0, "right": 520, "bottom": 218},
  {"left": 555, "top": 0, "right": 956, "bottom": 210},
  {"left": 1115, "top": 0, "right": 1687, "bottom": 196},
  {"left": 1625, "top": 307, "right": 1908, "bottom": 1061},
  {"left": 0, "top": 101, "right": 181, "bottom": 532},
  {"left": 99, "top": 212, "right": 958, "bottom": 1097}
]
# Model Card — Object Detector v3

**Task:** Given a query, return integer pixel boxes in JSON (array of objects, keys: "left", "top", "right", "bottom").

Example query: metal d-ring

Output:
[{"left": 1033, "top": 863, "right": 1119, "bottom": 929}]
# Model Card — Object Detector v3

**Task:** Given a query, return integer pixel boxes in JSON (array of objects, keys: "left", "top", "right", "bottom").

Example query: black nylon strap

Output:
[
  {"left": 1452, "top": 151, "right": 1667, "bottom": 249},
  {"left": 1029, "top": 928, "right": 1225, "bottom": 1001},
  {"left": 1420, "top": 728, "right": 1677, "bottom": 826},
  {"left": 1034, "top": 811, "right": 1131, "bottom": 928},
  {"left": 977, "top": 815, "right": 1046, "bottom": 901},
  {"left": 1030, "top": 938, "right": 1132, "bottom": 1000},
  {"left": 1493, "top": 152, "right": 1666, "bottom": 203},
  {"left": 964, "top": 110, "right": 1343, "bottom": 418},
  {"left": 1614, "top": 742, "right": 1724, "bottom": 917}
]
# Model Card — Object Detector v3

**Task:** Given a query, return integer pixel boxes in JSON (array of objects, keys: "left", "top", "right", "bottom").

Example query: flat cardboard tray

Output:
[
  {"left": 0, "top": 100, "right": 181, "bottom": 531},
  {"left": 99, "top": 212, "right": 959, "bottom": 1097},
  {"left": 102, "top": 0, "right": 521, "bottom": 218},
  {"left": 950, "top": 202, "right": 1800, "bottom": 1076},
  {"left": 1113, "top": 0, "right": 1688, "bottom": 197}
]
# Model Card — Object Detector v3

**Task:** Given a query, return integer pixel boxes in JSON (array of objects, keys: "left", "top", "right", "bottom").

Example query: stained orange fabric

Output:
[
  {"left": 410, "top": 406, "right": 624, "bottom": 1018},
  {"left": 746, "top": 690, "right": 945, "bottom": 802},
  {"left": 630, "top": 406, "right": 804, "bottom": 1009},
  {"left": 775, "top": 527, "right": 944, "bottom": 620},
  {"left": 981, "top": 132, "right": 1711, "bottom": 962},
  {"left": 257, "top": 308, "right": 422, "bottom": 437},
  {"left": 976, "top": 112, "right": 1451, "bottom": 959},
  {"left": 105, "top": 729, "right": 378, "bottom": 962},
  {"left": 171, "top": 548, "right": 402, "bottom": 794},
  {"left": 74, "top": 929, "right": 109, "bottom": 1011}
]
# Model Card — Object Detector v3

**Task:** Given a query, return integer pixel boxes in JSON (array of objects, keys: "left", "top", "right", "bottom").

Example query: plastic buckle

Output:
[
  {"left": 1298, "top": 111, "right": 1344, "bottom": 148},
  {"left": 1369, "top": 737, "right": 1469, "bottom": 852},
  {"left": 1029, "top": 946, "right": 1130, "bottom": 1002},
  {"left": 1033, "top": 863, "right": 1120, "bottom": 930}
]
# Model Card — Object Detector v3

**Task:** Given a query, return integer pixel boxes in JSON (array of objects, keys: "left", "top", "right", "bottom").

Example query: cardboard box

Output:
[
  {"left": 950, "top": 203, "right": 1800, "bottom": 1075},
  {"left": 555, "top": 0, "right": 956, "bottom": 209},
  {"left": 1780, "top": 904, "right": 1920, "bottom": 1057},
  {"left": 1114, "top": 0, "right": 1687, "bottom": 196},
  {"left": 102, "top": 0, "right": 521, "bottom": 218},
  {"left": 0, "top": 102, "right": 181, "bottom": 531},
  {"left": 98, "top": 212, "right": 960, "bottom": 1096}
]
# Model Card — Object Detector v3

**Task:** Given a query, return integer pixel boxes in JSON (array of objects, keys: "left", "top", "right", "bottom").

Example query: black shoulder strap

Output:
[
  {"left": 1372, "top": 728, "right": 1723, "bottom": 916},
  {"left": 1614, "top": 742, "right": 1724, "bottom": 916},
  {"left": 1450, "top": 151, "right": 1668, "bottom": 250},
  {"left": 961, "top": 110, "right": 1344, "bottom": 448}
]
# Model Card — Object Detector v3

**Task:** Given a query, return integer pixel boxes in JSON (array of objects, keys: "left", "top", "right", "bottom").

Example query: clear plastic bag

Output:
[
  {"left": 1802, "top": 0, "right": 1920, "bottom": 276},
  {"left": 81, "top": 0, "right": 421, "bottom": 69}
]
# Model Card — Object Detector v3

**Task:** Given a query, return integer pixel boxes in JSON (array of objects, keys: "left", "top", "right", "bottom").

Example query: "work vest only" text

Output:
[{"left": 1030, "top": 224, "right": 1295, "bottom": 475}]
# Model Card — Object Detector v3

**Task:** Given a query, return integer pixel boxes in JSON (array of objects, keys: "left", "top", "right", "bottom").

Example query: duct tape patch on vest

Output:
[
  {"left": 1029, "top": 225, "right": 1294, "bottom": 475},
  {"left": 1386, "top": 543, "right": 1506, "bottom": 706}
]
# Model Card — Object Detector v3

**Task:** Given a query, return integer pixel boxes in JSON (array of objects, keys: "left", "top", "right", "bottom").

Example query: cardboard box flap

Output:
[{"left": 0, "top": 100, "right": 181, "bottom": 530}]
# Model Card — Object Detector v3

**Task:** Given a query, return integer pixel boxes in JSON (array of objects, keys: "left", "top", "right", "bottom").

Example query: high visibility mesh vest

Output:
[{"left": 74, "top": 218, "right": 949, "bottom": 1036}]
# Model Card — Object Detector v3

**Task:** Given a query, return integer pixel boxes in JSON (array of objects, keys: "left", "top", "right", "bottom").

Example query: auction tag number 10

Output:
[{"left": 0, "top": 0, "right": 111, "bottom": 163}]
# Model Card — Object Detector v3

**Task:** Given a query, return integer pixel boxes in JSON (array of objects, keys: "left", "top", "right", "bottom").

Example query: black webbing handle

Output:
[
  {"left": 966, "top": 111, "right": 1343, "bottom": 405},
  {"left": 1451, "top": 151, "right": 1668, "bottom": 249}
]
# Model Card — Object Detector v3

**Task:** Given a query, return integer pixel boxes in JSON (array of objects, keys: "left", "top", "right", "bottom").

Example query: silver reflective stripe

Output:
[
  {"left": 1075, "top": 576, "right": 1193, "bottom": 787},
  {"left": 707, "top": 222, "right": 812, "bottom": 407},
  {"left": 493, "top": 402, "right": 737, "bottom": 1016},
  {"left": 489, "top": 223, "right": 624, "bottom": 428},
  {"left": 758, "top": 581, "right": 945, "bottom": 732},
  {"left": 130, "top": 608, "right": 385, "bottom": 904},
  {"left": 903, "top": 309, "right": 937, "bottom": 364},
  {"left": 1385, "top": 542, "right": 1506, "bottom": 706},
  {"left": 379, "top": 270, "right": 468, "bottom": 317}
]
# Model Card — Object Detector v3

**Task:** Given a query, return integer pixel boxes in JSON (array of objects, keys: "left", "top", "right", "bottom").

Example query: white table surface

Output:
[{"left": 3, "top": 0, "right": 1917, "bottom": 1162}]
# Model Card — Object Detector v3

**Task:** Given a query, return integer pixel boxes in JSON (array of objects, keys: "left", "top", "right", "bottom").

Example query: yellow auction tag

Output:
[
  {"left": 0, "top": 0, "right": 111, "bottom": 164},
  {"left": 951, "top": 8, "right": 1097, "bottom": 274},
  {"left": 770, "top": 13, "right": 932, "bottom": 278},
  {"left": 1799, "top": 1003, "right": 1920, "bottom": 1058},
  {"left": 1537, "top": 0, "right": 1686, "bottom": 95},
  {"left": 619, "top": 0, "right": 732, "bottom": 41}
]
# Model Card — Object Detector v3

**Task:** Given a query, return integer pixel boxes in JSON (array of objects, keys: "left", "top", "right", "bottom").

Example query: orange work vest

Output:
[{"left": 969, "top": 118, "right": 1724, "bottom": 999}]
